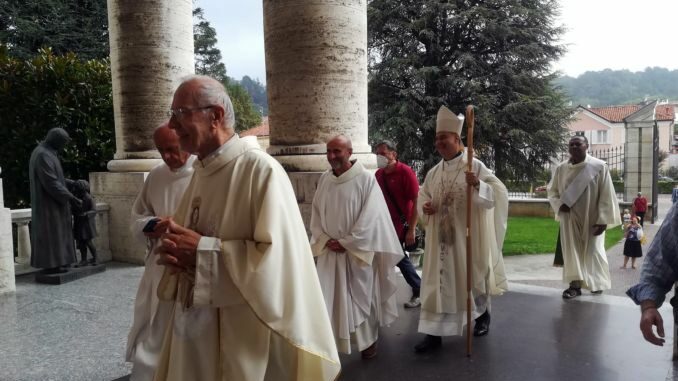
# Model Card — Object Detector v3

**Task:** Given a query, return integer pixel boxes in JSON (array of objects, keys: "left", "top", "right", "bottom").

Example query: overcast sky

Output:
[{"left": 197, "top": 0, "right": 678, "bottom": 83}]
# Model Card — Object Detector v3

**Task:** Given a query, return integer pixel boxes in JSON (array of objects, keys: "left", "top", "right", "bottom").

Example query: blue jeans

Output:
[{"left": 397, "top": 253, "right": 421, "bottom": 298}]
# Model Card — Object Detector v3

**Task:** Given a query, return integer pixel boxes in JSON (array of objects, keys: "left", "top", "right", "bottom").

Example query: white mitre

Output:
[{"left": 436, "top": 105, "right": 464, "bottom": 135}]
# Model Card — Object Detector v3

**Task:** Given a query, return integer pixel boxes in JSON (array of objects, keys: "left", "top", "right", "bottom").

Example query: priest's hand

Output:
[
  {"left": 326, "top": 239, "right": 346, "bottom": 253},
  {"left": 559, "top": 204, "right": 570, "bottom": 213},
  {"left": 592, "top": 224, "right": 606, "bottom": 236},
  {"left": 156, "top": 219, "right": 202, "bottom": 273},
  {"left": 639, "top": 301, "right": 665, "bottom": 346},
  {"left": 465, "top": 171, "right": 480, "bottom": 189},
  {"left": 144, "top": 217, "right": 170, "bottom": 239},
  {"left": 422, "top": 201, "right": 437, "bottom": 215}
]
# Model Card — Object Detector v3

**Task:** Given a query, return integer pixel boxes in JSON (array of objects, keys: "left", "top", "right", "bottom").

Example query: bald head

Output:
[
  {"left": 326, "top": 135, "right": 353, "bottom": 175},
  {"left": 154, "top": 122, "right": 190, "bottom": 170},
  {"left": 153, "top": 122, "right": 177, "bottom": 144},
  {"left": 327, "top": 135, "right": 353, "bottom": 150}
]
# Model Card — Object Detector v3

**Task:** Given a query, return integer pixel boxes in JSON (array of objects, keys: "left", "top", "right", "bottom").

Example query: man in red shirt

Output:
[
  {"left": 632, "top": 192, "right": 648, "bottom": 226},
  {"left": 375, "top": 140, "right": 422, "bottom": 308}
]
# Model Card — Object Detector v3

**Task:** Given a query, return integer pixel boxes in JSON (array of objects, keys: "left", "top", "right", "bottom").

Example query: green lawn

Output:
[{"left": 503, "top": 216, "right": 624, "bottom": 256}]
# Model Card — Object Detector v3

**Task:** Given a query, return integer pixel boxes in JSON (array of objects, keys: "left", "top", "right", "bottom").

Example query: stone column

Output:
[
  {"left": 625, "top": 124, "right": 655, "bottom": 201},
  {"left": 263, "top": 0, "right": 374, "bottom": 226},
  {"left": 263, "top": 0, "right": 373, "bottom": 172},
  {"left": 106, "top": 0, "right": 195, "bottom": 171},
  {"left": 92, "top": 0, "right": 194, "bottom": 263},
  {"left": 0, "top": 167, "right": 16, "bottom": 294}
]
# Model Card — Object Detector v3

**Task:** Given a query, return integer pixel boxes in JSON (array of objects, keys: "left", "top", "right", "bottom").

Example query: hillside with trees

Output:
[{"left": 556, "top": 67, "right": 678, "bottom": 106}]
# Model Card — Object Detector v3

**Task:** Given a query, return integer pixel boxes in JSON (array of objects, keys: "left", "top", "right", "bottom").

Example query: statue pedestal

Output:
[
  {"left": 287, "top": 172, "right": 323, "bottom": 233},
  {"left": 90, "top": 171, "right": 148, "bottom": 264},
  {"left": 35, "top": 264, "right": 106, "bottom": 285}
]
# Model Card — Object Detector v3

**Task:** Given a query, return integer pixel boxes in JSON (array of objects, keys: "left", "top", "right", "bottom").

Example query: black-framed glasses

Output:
[{"left": 167, "top": 106, "right": 214, "bottom": 119}]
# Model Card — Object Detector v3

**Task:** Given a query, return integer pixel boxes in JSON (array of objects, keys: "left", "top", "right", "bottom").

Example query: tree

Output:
[
  {"left": 368, "top": 0, "right": 572, "bottom": 180},
  {"left": 0, "top": 0, "right": 109, "bottom": 60},
  {"left": 227, "top": 82, "right": 263, "bottom": 132},
  {"left": 239, "top": 75, "right": 268, "bottom": 116},
  {"left": 556, "top": 67, "right": 678, "bottom": 106},
  {"left": 193, "top": 8, "right": 260, "bottom": 131},
  {"left": 0, "top": 48, "right": 114, "bottom": 208},
  {"left": 193, "top": 7, "right": 227, "bottom": 82}
]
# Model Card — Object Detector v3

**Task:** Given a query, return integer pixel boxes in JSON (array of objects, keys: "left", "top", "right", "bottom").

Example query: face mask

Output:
[{"left": 376, "top": 154, "right": 389, "bottom": 169}]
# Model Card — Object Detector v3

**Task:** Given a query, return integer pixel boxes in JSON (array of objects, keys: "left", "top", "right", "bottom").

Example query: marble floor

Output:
[
  {"left": 3, "top": 195, "right": 677, "bottom": 381},
  {"left": 1, "top": 262, "right": 677, "bottom": 381}
]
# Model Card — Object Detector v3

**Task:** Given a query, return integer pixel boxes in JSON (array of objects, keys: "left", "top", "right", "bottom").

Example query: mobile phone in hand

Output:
[{"left": 143, "top": 218, "right": 161, "bottom": 233}]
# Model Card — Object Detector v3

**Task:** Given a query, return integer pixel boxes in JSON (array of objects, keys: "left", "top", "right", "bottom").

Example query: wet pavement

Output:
[{"left": 1, "top": 196, "right": 676, "bottom": 381}]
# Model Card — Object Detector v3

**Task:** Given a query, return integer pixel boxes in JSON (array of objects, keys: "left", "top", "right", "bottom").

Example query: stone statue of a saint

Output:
[{"left": 28, "top": 128, "right": 81, "bottom": 274}]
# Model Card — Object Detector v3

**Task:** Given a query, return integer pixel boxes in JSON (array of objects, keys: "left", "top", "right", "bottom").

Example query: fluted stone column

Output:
[
  {"left": 0, "top": 168, "right": 16, "bottom": 294},
  {"left": 263, "top": 0, "right": 374, "bottom": 227},
  {"left": 91, "top": 0, "right": 194, "bottom": 263},
  {"left": 263, "top": 0, "right": 374, "bottom": 172}
]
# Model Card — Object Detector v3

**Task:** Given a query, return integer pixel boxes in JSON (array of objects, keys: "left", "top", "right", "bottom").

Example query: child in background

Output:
[
  {"left": 621, "top": 216, "right": 643, "bottom": 269},
  {"left": 622, "top": 208, "right": 631, "bottom": 230},
  {"left": 71, "top": 180, "right": 98, "bottom": 266}
]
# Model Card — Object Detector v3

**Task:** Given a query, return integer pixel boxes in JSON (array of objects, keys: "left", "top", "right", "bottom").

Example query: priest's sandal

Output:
[
  {"left": 562, "top": 287, "right": 582, "bottom": 299},
  {"left": 473, "top": 311, "right": 490, "bottom": 337},
  {"left": 414, "top": 335, "right": 441, "bottom": 353}
]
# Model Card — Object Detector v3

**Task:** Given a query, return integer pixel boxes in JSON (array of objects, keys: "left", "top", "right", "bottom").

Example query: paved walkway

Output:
[
  {"left": 1, "top": 196, "right": 674, "bottom": 381},
  {"left": 506, "top": 194, "right": 673, "bottom": 298}
]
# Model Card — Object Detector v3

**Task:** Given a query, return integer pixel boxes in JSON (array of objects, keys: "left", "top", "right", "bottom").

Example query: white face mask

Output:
[{"left": 376, "top": 154, "right": 389, "bottom": 169}]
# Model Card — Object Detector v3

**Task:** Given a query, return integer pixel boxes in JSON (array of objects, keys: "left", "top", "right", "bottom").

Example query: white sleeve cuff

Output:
[{"left": 193, "top": 236, "right": 222, "bottom": 306}]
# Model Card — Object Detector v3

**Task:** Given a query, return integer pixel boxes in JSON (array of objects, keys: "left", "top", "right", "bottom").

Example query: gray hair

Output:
[
  {"left": 375, "top": 139, "right": 397, "bottom": 152},
  {"left": 180, "top": 75, "right": 236, "bottom": 130}
]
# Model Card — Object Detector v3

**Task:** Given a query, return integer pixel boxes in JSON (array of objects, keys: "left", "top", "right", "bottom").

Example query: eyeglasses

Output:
[{"left": 167, "top": 106, "right": 214, "bottom": 119}]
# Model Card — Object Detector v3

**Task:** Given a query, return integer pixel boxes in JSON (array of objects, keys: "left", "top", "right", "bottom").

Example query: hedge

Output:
[{"left": 0, "top": 47, "right": 114, "bottom": 208}]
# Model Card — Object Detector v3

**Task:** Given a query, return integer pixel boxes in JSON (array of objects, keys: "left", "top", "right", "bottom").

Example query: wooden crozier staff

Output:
[{"left": 465, "top": 105, "right": 475, "bottom": 357}]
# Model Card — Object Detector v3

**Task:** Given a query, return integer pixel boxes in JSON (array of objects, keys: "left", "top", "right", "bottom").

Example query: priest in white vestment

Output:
[
  {"left": 126, "top": 124, "right": 195, "bottom": 381},
  {"left": 548, "top": 135, "right": 620, "bottom": 299},
  {"left": 415, "top": 106, "right": 509, "bottom": 353},
  {"left": 153, "top": 76, "right": 340, "bottom": 381},
  {"left": 311, "top": 135, "right": 403, "bottom": 359}
]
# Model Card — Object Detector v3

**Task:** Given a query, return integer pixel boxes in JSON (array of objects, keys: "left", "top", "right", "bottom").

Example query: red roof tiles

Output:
[
  {"left": 584, "top": 104, "right": 675, "bottom": 122},
  {"left": 586, "top": 105, "right": 641, "bottom": 123},
  {"left": 656, "top": 105, "right": 675, "bottom": 121},
  {"left": 240, "top": 116, "right": 269, "bottom": 137}
]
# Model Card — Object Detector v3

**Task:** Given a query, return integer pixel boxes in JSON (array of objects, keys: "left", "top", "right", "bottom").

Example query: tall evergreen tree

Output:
[
  {"left": 193, "top": 7, "right": 227, "bottom": 82},
  {"left": 0, "top": 0, "right": 109, "bottom": 60},
  {"left": 368, "top": 0, "right": 572, "bottom": 180}
]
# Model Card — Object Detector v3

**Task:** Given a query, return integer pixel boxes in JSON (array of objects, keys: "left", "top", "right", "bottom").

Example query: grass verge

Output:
[{"left": 503, "top": 216, "right": 624, "bottom": 256}]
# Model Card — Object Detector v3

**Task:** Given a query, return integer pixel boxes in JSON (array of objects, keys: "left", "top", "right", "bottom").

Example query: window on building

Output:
[{"left": 593, "top": 130, "right": 608, "bottom": 144}]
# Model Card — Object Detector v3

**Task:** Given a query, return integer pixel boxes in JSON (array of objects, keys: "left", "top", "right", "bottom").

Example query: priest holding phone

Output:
[{"left": 126, "top": 122, "right": 196, "bottom": 380}]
